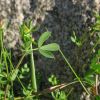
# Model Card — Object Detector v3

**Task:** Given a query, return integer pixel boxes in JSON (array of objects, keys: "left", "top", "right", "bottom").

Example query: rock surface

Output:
[{"left": 0, "top": 0, "right": 99, "bottom": 48}]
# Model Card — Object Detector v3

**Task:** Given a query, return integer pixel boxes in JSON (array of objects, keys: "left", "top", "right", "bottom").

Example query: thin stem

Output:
[
  {"left": 0, "top": 28, "right": 3, "bottom": 62},
  {"left": 3, "top": 50, "right": 9, "bottom": 76},
  {"left": 25, "top": 48, "right": 38, "bottom": 53},
  {"left": 17, "top": 76, "right": 26, "bottom": 91},
  {"left": 16, "top": 53, "right": 26, "bottom": 69},
  {"left": 29, "top": 48, "right": 38, "bottom": 51},
  {"left": 39, "top": 81, "right": 79, "bottom": 95},
  {"left": 30, "top": 43, "right": 37, "bottom": 92},
  {"left": 66, "top": 88, "right": 73, "bottom": 97},
  {"left": 0, "top": 28, "right": 3, "bottom": 50},
  {"left": 59, "top": 49, "right": 90, "bottom": 95},
  {"left": 4, "top": 85, "right": 8, "bottom": 100},
  {"left": 95, "top": 75, "right": 98, "bottom": 95}
]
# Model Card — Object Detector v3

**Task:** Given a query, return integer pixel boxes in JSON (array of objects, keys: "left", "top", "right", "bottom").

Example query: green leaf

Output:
[
  {"left": 23, "top": 24, "right": 30, "bottom": 33},
  {"left": 0, "top": 79, "right": 7, "bottom": 84},
  {"left": 38, "top": 32, "right": 51, "bottom": 47},
  {"left": 71, "top": 36, "right": 76, "bottom": 43},
  {"left": 91, "top": 64, "right": 100, "bottom": 74},
  {"left": 76, "top": 41, "right": 82, "bottom": 47},
  {"left": 95, "top": 95, "right": 100, "bottom": 100},
  {"left": 39, "top": 49, "right": 54, "bottom": 58},
  {"left": 90, "top": 50, "right": 100, "bottom": 74},
  {"left": 84, "top": 76, "right": 95, "bottom": 85},
  {"left": 9, "top": 69, "right": 19, "bottom": 81},
  {"left": 40, "top": 43, "right": 60, "bottom": 51},
  {"left": 85, "top": 69, "right": 95, "bottom": 76},
  {"left": 73, "top": 31, "right": 76, "bottom": 40},
  {"left": 0, "top": 63, "right": 3, "bottom": 68},
  {"left": 0, "top": 90, "right": 5, "bottom": 95},
  {"left": 48, "top": 75, "right": 58, "bottom": 85},
  {"left": 0, "top": 73, "right": 7, "bottom": 78}
]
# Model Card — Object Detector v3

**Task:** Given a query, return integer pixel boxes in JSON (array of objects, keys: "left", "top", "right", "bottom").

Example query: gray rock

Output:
[{"left": 0, "top": 0, "right": 99, "bottom": 48}]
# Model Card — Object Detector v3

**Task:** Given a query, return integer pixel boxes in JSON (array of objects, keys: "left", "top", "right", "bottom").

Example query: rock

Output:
[{"left": 0, "top": 0, "right": 99, "bottom": 48}]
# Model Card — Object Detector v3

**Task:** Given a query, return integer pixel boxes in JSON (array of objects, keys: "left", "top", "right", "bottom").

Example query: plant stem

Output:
[
  {"left": 17, "top": 76, "right": 26, "bottom": 91},
  {"left": 0, "top": 28, "right": 3, "bottom": 62},
  {"left": 95, "top": 75, "right": 98, "bottom": 95},
  {"left": 16, "top": 53, "right": 26, "bottom": 69},
  {"left": 25, "top": 48, "right": 39, "bottom": 53},
  {"left": 4, "top": 85, "right": 8, "bottom": 100},
  {"left": 30, "top": 44, "right": 37, "bottom": 92},
  {"left": 59, "top": 49, "right": 90, "bottom": 95}
]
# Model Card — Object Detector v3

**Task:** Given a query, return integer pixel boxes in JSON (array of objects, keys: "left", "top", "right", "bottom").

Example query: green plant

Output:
[
  {"left": 59, "top": 49, "right": 90, "bottom": 95},
  {"left": 71, "top": 31, "right": 82, "bottom": 47},
  {"left": 84, "top": 13, "right": 100, "bottom": 97},
  {"left": 48, "top": 75, "right": 68, "bottom": 100},
  {"left": 0, "top": 19, "right": 60, "bottom": 99},
  {"left": 20, "top": 20, "right": 60, "bottom": 93},
  {"left": 70, "top": 13, "right": 100, "bottom": 97}
]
